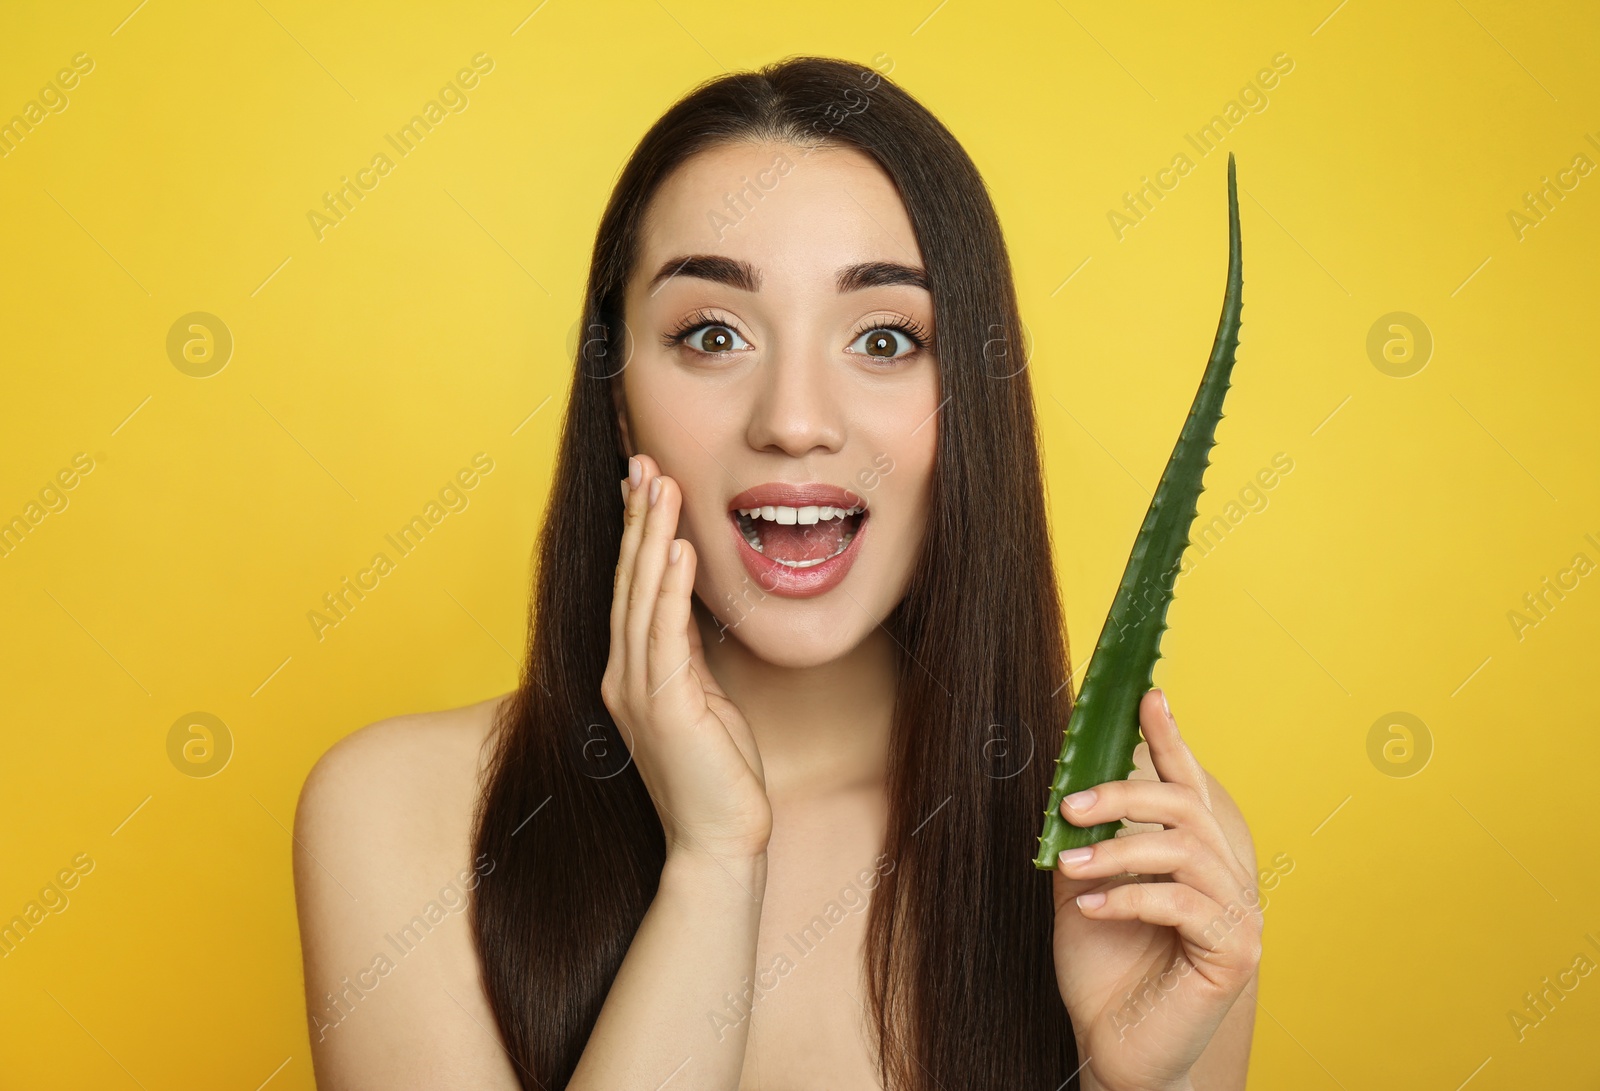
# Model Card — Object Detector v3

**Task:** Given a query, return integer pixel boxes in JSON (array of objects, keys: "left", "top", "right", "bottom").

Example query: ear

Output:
[{"left": 611, "top": 375, "right": 635, "bottom": 459}]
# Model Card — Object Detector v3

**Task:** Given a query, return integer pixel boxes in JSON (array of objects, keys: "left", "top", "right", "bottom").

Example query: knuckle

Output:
[
  {"left": 1241, "top": 936, "right": 1264, "bottom": 968},
  {"left": 600, "top": 667, "right": 626, "bottom": 711},
  {"left": 1246, "top": 908, "right": 1266, "bottom": 940},
  {"left": 647, "top": 611, "right": 673, "bottom": 653},
  {"left": 655, "top": 575, "right": 677, "bottom": 610},
  {"left": 627, "top": 571, "right": 651, "bottom": 614}
]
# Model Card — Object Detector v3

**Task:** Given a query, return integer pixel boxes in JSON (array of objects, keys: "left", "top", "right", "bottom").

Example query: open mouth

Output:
[{"left": 732, "top": 503, "right": 867, "bottom": 569}]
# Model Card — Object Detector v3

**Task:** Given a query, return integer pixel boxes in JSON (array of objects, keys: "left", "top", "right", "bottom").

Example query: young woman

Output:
[{"left": 293, "top": 55, "right": 1261, "bottom": 1091}]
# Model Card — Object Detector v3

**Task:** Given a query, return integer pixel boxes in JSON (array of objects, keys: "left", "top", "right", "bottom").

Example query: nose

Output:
[{"left": 744, "top": 339, "right": 845, "bottom": 457}]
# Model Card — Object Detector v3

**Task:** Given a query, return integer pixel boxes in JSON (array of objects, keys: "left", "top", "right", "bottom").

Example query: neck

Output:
[{"left": 693, "top": 602, "right": 896, "bottom": 802}]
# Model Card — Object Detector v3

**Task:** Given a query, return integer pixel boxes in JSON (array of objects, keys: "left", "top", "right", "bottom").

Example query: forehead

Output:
[{"left": 633, "top": 141, "right": 925, "bottom": 295}]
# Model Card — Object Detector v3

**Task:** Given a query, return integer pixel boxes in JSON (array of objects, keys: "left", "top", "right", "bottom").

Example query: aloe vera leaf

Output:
[{"left": 1034, "top": 152, "right": 1243, "bottom": 871}]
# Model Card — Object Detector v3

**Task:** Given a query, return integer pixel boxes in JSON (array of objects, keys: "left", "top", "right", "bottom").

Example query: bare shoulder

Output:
[
  {"left": 295, "top": 694, "right": 506, "bottom": 900},
  {"left": 297, "top": 694, "right": 505, "bottom": 844},
  {"left": 292, "top": 692, "right": 521, "bottom": 1089}
]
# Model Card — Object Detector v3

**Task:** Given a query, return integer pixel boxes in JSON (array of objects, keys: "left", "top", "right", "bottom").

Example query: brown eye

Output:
[
  {"left": 695, "top": 326, "right": 738, "bottom": 352},
  {"left": 673, "top": 322, "right": 749, "bottom": 355},
  {"left": 848, "top": 326, "right": 919, "bottom": 361},
  {"left": 861, "top": 331, "right": 898, "bottom": 357}
]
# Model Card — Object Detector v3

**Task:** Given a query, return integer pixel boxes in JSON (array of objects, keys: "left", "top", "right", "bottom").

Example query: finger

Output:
[
  {"left": 645, "top": 533, "right": 699, "bottom": 706},
  {"left": 1074, "top": 881, "right": 1261, "bottom": 972},
  {"left": 1057, "top": 827, "right": 1248, "bottom": 910},
  {"left": 1142, "top": 688, "right": 1211, "bottom": 810},
  {"left": 1061, "top": 779, "right": 1247, "bottom": 890},
  {"left": 1061, "top": 776, "right": 1204, "bottom": 831},
  {"left": 1119, "top": 740, "right": 1164, "bottom": 837},
  {"left": 609, "top": 455, "right": 651, "bottom": 669},
  {"left": 683, "top": 591, "right": 726, "bottom": 700},
  {"left": 625, "top": 465, "right": 680, "bottom": 696}
]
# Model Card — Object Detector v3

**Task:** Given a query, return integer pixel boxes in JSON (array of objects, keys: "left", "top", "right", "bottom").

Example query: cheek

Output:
[
  {"left": 886, "top": 441, "right": 936, "bottom": 547},
  {"left": 852, "top": 367, "right": 940, "bottom": 492},
  {"left": 625, "top": 367, "right": 739, "bottom": 496},
  {"left": 858, "top": 411, "right": 938, "bottom": 572},
  {"left": 882, "top": 374, "right": 941, "bottom": 493}
]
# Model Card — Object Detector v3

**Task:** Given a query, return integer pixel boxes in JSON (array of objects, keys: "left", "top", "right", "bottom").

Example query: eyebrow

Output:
[{"left": 647, "top": 255, "right": 929, "bottom": 295}]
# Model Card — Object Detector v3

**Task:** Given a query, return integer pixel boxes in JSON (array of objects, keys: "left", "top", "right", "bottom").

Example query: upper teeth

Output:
[{"left": 737, "top": 504, "right": 863, "bottom": 525}]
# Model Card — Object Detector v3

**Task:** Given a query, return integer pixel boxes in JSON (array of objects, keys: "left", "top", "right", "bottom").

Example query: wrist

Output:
[
  {"left": 1074, "top": 1061, "right": 1194, "bottom": 1091},
  {"left": 1086, "top": 1078, "right": 1196, "bottom": 1091},
  {"left": 661, "top": 846, "right": 768, "bottom": 900}
]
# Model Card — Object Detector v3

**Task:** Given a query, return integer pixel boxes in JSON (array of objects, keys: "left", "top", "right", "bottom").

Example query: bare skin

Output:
[
  {"left": 292, "top": 695, "right": 1254, "bottom": 1089},
  {"left": 293, "top": 140, "right": 1259, "bottom": 1090}
]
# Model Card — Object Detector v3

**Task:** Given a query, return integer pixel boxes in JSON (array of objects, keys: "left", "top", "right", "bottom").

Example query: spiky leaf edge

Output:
[{"left": 1033, "top": 153, "right": 1244, "bottom": 870}]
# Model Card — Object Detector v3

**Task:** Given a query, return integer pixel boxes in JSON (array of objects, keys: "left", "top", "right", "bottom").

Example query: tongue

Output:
[{"left": 758, "top": 518, "right": 847, "bottom": 563}]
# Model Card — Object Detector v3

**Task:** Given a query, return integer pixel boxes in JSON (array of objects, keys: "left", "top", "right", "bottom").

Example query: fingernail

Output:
[
  {"left": 620, "top": 478, "right": 629, "bottom": 506},
  {"left": 1160, "top": 688, "right": 1174, "bottom": 724},
  {"left": 648, "top": 477, "right": 662, "bottom": 506},
  {"left": 1063, "top": 789, "right": 1096, "bottom": 812},
  {"left": 1076, "top": 892, "right": 1106, "bottom": 910},
  {"left": 1058, "top": 846, "right": 1093, "bottom": 866},
  {"left": 669, "top": 539, "right": 682, "bottom": 564},
  {"left": 628, "top": 457, "right": 641, "bottom": 489}
]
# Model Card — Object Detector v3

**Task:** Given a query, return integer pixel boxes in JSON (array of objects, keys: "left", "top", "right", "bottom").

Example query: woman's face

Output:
[{"left": 618, "top": 141, "right": 940, "bottom": 669}]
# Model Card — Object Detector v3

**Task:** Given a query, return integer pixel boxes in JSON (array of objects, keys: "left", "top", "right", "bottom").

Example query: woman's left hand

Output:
[{"left": 1051, "top": 688, "right": 1261, "bottom": 1091}]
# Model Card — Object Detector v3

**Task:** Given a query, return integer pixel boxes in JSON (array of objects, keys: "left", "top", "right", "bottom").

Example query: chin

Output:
[{"left": 696, "top": 582, "right": 880, "bottom": 668}]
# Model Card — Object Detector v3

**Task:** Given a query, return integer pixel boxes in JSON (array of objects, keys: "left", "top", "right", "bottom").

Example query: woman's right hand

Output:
[{"left": 601, "top": 453, "right": 772, "bottom": 865}]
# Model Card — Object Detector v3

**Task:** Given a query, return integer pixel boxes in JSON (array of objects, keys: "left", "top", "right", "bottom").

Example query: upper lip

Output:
[{"left": 728, "top": 482, "right": 870, "bottom": 512}]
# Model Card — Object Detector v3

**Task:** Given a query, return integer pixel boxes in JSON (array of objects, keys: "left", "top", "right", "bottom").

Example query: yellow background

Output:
[{"left": 2, "top": 1, "right": 1596, "bottom": 1087}]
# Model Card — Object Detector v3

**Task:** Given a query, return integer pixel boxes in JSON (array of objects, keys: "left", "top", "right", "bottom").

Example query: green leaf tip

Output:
[{"left": 1033, "top": 155, "right": 1243, "bottom": 871}]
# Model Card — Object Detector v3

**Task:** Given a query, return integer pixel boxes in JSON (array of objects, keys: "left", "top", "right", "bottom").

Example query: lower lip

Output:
[{"left": 728, "top": 513, "right": 868, "bottom": 598}]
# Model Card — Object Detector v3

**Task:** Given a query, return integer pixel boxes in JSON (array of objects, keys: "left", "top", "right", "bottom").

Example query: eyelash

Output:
[{"left": 660, "top": 308, "right": 932, "bottom": 363}]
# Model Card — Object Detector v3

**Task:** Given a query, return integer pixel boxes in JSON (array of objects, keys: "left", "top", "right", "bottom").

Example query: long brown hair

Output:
[{"left": 471, "top": 55, "right": 1080, "bottom": 1088}]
